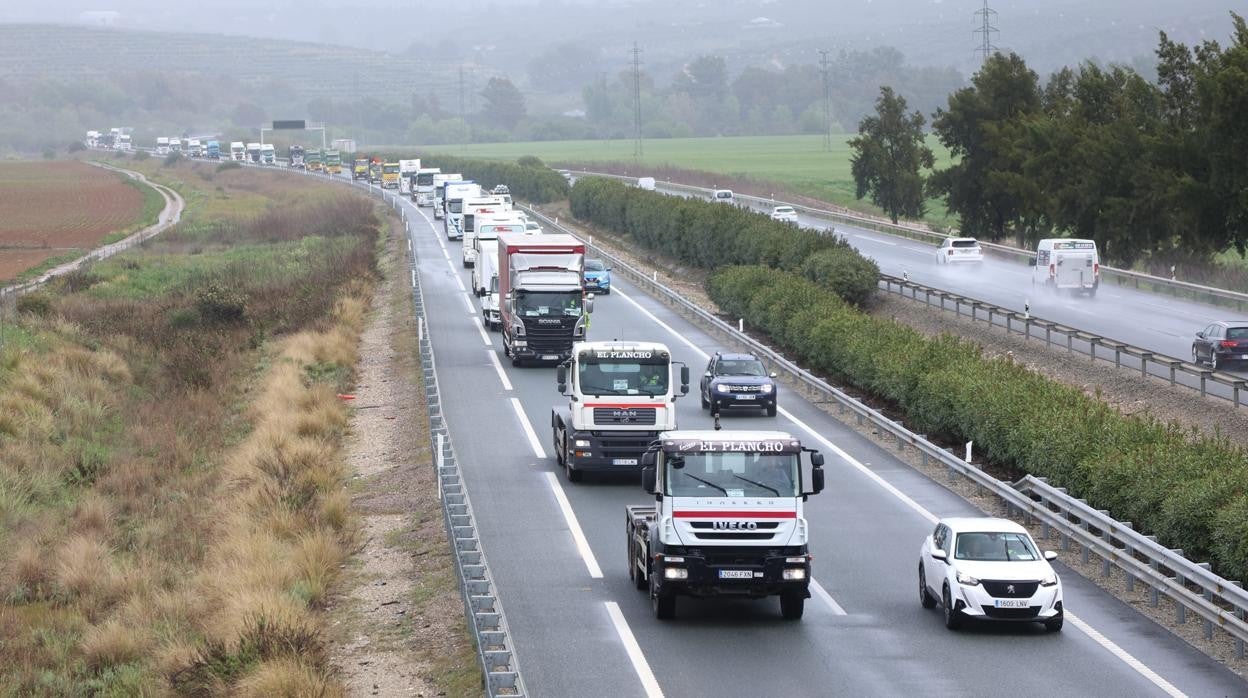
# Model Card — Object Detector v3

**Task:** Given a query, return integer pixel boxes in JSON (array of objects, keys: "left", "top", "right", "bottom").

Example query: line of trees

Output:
[{"left": 851, "top": 13, "right": 1248, "bottom": 266}]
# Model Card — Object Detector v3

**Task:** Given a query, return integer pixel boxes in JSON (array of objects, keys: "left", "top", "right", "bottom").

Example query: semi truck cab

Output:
[
  {"left": 626, "top": 428, "right": 825, "bottom": 619},
  {"left": 552, "top": 341, "right": 689, "bottom": 482}
]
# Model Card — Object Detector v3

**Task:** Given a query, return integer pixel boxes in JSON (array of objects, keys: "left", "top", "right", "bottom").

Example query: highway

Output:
[{"left": 392, "top": 186, "right": 1245, "bottom": 697}]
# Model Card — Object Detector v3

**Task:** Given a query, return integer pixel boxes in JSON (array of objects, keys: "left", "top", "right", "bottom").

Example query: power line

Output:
[
  {"left": 818, "top": 49, "right": 831, "bottom": 152},
  {"left": 973, "top": 0, "right": 1000, "bottom": 63},
  {"left": 631, "top": 42, "right": 643, "bottom": 158}
]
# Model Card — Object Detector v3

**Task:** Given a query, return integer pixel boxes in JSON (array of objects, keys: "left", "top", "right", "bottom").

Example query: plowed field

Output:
[{"left": 0, "top": 161, "right": 144, "bottom": 280}]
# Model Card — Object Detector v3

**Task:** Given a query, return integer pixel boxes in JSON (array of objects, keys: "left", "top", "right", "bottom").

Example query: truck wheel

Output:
[
  {"left": 565, "top": 456, "right": 583, "bottom": 483},
  {"left": 780, "top": 590, "right": 804, "bottom": 620},
  {"left": 651, "top": 577, "right": 676, "bottom": 620},
  {"left": 629, "top": 537, "right": 647, "bottom": 590}
]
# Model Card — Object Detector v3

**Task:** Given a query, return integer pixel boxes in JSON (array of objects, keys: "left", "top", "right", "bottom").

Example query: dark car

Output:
[
  {"left": 700, "top": 352, "right": 778, "bottom": 416},
  {"left": 1193, "top": 321, "right": 1248, "bottom": 371}
]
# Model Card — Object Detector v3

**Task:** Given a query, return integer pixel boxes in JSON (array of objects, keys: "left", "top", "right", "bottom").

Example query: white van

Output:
[
  {"left": 1031, "top": 238, "right": 1100, "bottom": 296},
  {"left": 637, "top": 177, "right": 656, "bottom": 191},
  {"left": 712, "top": 189, "right": 735, "bottom": 205}
]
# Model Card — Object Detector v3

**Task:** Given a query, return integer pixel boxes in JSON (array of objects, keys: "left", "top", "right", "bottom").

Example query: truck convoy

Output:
[
  {"left": 443, "top": 181, "right": 481, "bottom": 239},
  {"left": 230, "top": 142, "right": 246, "bottom": 161},
  {"left": 398, "top": 159, "right": 421, "bottom": 194},
  {"left": 414, "top": 167, "right": 442, "bottom": 205},
  {"left": 325, "top": 149, "right": 342, "bottom": 174},
  {"left": 552, "top": 341, "right": 688, "bottom": 482},
  {"left": 352, "top": 157, "right": 370, "bottom": 180},
  {"left": 498, "top": 231, "right": 588, "bottom": 366},
  {"left": 260, "top": 144, "right": 276, "bottom": 165},
  {"left": 289, "top": 145, "right": 306, "bottom": 168},
  {"left": 626, "top": 429, "right": 825, "bottom": 619}
]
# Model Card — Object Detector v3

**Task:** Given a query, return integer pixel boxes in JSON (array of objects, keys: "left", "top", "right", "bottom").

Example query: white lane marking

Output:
[
  {"left": 487, "top": 350, "right": 513, "bottom": 391},
  {"left": 604, "top": 601, "right": 664, "bottom": 698},
  {"left": 810, "top": 579, "right": 847, "bottom": 616},
  {"left": 452, "top": 273, "right": 467, "bottom": 293},
  {"left": 1066, "top": 613, "right": 1187, "bottom": 698},
  {"left": 1150, "top": 328, "right": 1184, "bottom": 339},
  {"left": 410, "top": 269, "right": 416, "bottom": 288},
  {"left": 510, "top": 397, "right": 546, "bottom": 458},
  {"left": 474, "top": 316, "right": 492, "bottom": 347},
  {"left": 853, "top": 234, "right": 898, "bottom": 246},
  {"left": 462, "top": 293, "right": 475, "bottom": 314},
  {"left": 620, "top": 281, "right": 1202, "bottom": 695},
  {"left": 543, "top": 472, "right": 603, "bottom": 578}
]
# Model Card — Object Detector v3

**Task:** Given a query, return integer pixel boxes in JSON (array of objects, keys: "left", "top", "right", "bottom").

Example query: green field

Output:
[{"left": 420, "top": 134, "right": 956, "bottom": 227}]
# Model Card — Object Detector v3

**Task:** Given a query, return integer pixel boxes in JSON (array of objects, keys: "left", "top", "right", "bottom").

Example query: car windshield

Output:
[
  {"left": 516, "top": 291, "right": 581, "bottom": 318},
  {"left": 578, "top": 360, "right": 668, "bottom": 396},
  {"left": 954, "top": 532, "right": 1039, "bottom": 561},
  {"left": 952, "top": 239, "right": 979, "bottom": 248},
  {"left": 585, "top": 260, "right": 605, "bottom": 272},
  {"left": 1227, "top": 327, "right": 1248, "bottom": 339},
  {"left": 665, "top": 452, "right": 799, "bottom": 498},
  {"left": 718, "top": 359, "right": 766, "bottom": 376}
]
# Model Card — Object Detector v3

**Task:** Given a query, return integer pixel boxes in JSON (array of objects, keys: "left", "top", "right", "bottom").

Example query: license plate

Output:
[
  {"left": 718, "top": 570, "right": 753, "bottom": 580},
  {"left": 736, "top": 394, "right": 756, "bottom": 400},
  {"left": 1241, "top": 354, "right": 1248, "bottom": 360},
  {"left": 613, "top": 458, "right": 638, "bottom": 466},
  {"left": 993, "top": 599, "right": 1030, "bottom": 608},
  {"left": 540, "top": 354, "right": 560, "bottom": 360}
]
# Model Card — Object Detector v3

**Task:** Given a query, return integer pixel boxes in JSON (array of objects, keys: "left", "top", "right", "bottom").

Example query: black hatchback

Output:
[
  {"left": 1193, "top": 321, "right": 1248, "bottom": 371},
  {"left": 699, "top": 352, "right": 778, "bottom": 416}
]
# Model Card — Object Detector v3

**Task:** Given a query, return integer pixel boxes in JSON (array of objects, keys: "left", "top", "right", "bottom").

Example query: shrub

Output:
[
  {"left": 708, "top": 265, "right": 1248, "bottom": 582},
  {"left": 16, "top": 292, "right": 53, "bottom": 317},
  {"left": 217, "top": 160, "right": 242, "bottom": 172},
  {"left": 196, "top": 282, "right": 247, "bottom": 324},
  {"left": 516, "top": 155, "right": 545, "bottom": 168},
  {"left": 163, "top": 152, "right": 182, "bottom": 167},
  {"left": 133, "top": 150, "right": 150, "bottom": 161}
]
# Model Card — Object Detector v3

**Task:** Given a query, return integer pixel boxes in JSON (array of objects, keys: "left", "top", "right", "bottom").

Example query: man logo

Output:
[{"left": 712, "top": 521, "right": 758, "bottom": 530}]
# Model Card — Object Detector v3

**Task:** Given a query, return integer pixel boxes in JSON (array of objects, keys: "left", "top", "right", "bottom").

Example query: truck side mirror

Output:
[
  {"left": 585, "top": 297, "right": 594, "bottom": 314},
  {"left": 809, "top": 467, "right": 825, "bottom": 495},
  {"left": 642, "top": 466, "right": 657, "bottom": 494},
  {"left": 680, "top": 366, "right": 690, "bottom": 394},
  {"left": 641, "top": 451, "right": 656, "bottom": 467},
  {"left": 810, "top": 451, "right": 825, "bottom": 468},
  {"left": 556, "top": 365, "right": 567, "bottom": 393}
]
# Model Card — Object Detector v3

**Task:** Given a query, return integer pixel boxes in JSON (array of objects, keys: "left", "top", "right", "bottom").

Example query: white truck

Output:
[
  {"left": 1031, "top": 238, "right": 1100, "bottom": 296},
  {"left": 246, "top": 142, "right": 262, "bottom": 163},
  {"left": 85, "top": 130, "right": 101, "bottom": 148},
  {"left": 230, "top": 141, "right": 246, "bottom": 161},
  {"left": 156, "top": 137, "right": 170, "bottom": 154},
  {"left": 626, "top": 428, "right": 826, "bottom": 620},
  {"left": 461, "top": 198, "right": 513, "bottom": 267},
  {"left": 470, "top": 213, "right": 527, "bottom": 289},
  {"left": 114, "top": 134, "right": 132, "bottom": 151},
  {"left": 188, "top": 139, "right": 202, "bottom": 157},
  {"left": 260, "top": 143, "right": 276, "bottom": 165},
  {"left": 552, "top": 341, "right": 689, "bottom": 482},
  {"left": 170, "top": 138, "right": 183, "bottom": 154},
  {"left": 443, "top": 181, "right": 482, "bottom": 240},
  {"left": 473, "top": 237, "right": 502, "bottom": 330},
  {"left": 414, "top": 167, "right": 442, "bottom": 204},
  {"left": 432, "top": 173, "right": 463, "bottom": 218},
  {"left": 398, "top": 159, "right": 421, "bottom": 195}
]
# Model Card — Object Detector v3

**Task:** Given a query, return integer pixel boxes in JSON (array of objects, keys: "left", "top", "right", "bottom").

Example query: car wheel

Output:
[
  {"left": 1193, "top": 346, "right": 1201, "bottom": 365},
  {"left": 780, "top": 590, "right": 805, "bottom": 620},
  {"left": 919, "top": 565, "right": 937, "bottom": 609},
  {"left": 700, "top": 391, "right": 709, "bottom": 409},
  {"left": 766, "top": 402, "right": 777, "bottom": 418},
  {"left": 1045, "top": 615, "right": 1064, "bottom": 632},
  {"left": 651, "top": 575, "right": 676, "bottom": 620},
  {"left": 942, "top": 585, "right": 962, "bottom": 630}
]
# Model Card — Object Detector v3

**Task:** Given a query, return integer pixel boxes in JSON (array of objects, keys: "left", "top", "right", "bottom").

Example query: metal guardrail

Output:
[
  {"left": 524, "top": 203, "right": 1248, "bottom": 661},
  {"left": 877, "top": 274, "right": 1248, "bottom": 408},
  {"left": 570, "top": 170, "right": 1248, "bottom": 312}
]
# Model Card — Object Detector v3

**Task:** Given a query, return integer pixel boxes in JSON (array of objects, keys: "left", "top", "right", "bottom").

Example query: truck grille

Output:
[
  {"left": 692, "top": 532, "right": 775, "bottom": 540},
  {"left": 980, "top": 580, "right": 1039, "bottom": 598},
  {"left": 593, "top": 407, "right": 657, "bottom": 425},
  {"left": 688, "top": 522, "right": 780, "bottom": 530},
  {"left": 521, "top": 318, "right": 577, "bottom": 354},
  {"left": 593, "top": 431, "right": 659, "bottom": 458}
]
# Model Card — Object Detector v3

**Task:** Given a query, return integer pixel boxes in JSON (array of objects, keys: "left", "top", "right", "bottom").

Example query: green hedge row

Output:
[
  {"left": 708, "top": 265, "right": 1248, "bottom": 583},
  {"left": 569, "top": 177, "right": 879, "bottom": 305},
  {"left": 399, "top": 153, "right": 570, "bottom": 204}
]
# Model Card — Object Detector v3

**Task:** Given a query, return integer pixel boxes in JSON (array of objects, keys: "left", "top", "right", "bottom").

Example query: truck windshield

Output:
[
  {"left": 384, "top": 165, "right": 399, "bottom": 174},
  {"left": 417, "top": 173, "right": 436, "bottom": 185},
  {"left": 665, "top": 452, "right": 798, "bottom": 498},
  {"left": 578, "top": 361, "right": 668, "bottom": 396},
  {"left": 516, "top": 291, "right": 581, "bottom": 318}
]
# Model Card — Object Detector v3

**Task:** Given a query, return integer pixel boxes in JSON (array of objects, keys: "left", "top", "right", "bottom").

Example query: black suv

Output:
[{"left": 700, "top": 352, "right": 778, "bottom": 416}]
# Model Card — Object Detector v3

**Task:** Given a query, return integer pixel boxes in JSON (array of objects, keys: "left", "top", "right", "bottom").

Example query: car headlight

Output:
[
  {"left": 759, "top": 384, "right": 773, "bottom": 394},
  {"left": 956, "top": 571, "right": 980, "bottom": 586},
  {"left": 574, "top": 439, "right": 591, "bottom": 448},
  {"left": 1040, "top": 574, "right": 1058, "bottom": 587},
  {"left": 716, "top": 384, "right": 730, "bottom": 393}
]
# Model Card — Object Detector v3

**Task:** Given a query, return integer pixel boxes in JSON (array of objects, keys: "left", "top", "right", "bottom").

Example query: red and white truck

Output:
[{"left": 498, "top": 232, "right": 589, "bottom": 366}]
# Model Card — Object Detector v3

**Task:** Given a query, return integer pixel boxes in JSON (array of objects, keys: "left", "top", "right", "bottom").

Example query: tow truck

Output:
[
  {"left": 626, "top": 425, "right": 825, "bottom": 619},
  {"left": 552, "top": 341, "right": 689, "bottom": 482}
]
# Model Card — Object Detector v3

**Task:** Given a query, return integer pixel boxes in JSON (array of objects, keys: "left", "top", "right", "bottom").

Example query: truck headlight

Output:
[
  {"left": 574, "top": 439, "right": 591, "bottom": 448},
  {"left": 759, "top": 384, "right": 773, "bottom": 394},
  {"left": 782, "top": 568, "right": 806, "bottom": 581},
  {"left": 716, "top": 384, "right": 730, "bottom": 393},
  {"left": 664, "top": 567, "right": 688, "bottom": 580},
  {"left": 513, "top": 340, "right": 527, "bottom": 348}
]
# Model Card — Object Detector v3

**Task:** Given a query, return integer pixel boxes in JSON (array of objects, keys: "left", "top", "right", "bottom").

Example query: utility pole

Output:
[
  {"left": 818, "top": 49, "right": 832, "bottom": 152},
  {"left": 973, "top": 0, "right": 1000, "bottom": 63},
  {"left": 631, "top": 42, "right": 643, "bottom": 158}
]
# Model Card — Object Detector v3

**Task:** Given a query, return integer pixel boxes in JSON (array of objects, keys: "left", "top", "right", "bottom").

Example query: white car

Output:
[
  {"left": 936, "top": 237, "right": 984, "bottom": 264},
  {"left": 919, "top": 517, "right": 1063, "bottom": 631},
  {"left": 770, "top": 205, "right": 798, "bottom": 225},
  {"left": 525, "top": 220, "right": 541, "bottom": 233}
]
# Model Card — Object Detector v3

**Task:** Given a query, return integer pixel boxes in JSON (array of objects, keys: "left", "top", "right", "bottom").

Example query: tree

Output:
[
  {"left": 479, "top": 77, "right": 526, "bottom": 131},
  {"left": 849, "top": 87, "right": 934, "bottom": 223},
  {"left": 929, "top": 52, "right": 1044, "bottom": 244}
]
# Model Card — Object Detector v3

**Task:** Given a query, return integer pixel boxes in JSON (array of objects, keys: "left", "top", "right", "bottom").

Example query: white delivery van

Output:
[
  {"left": 712, "top": 189, "right": 735, "bottom": 205},
  {"left": 637, "top": 177, "right": 656, "bottom": 191},
  {"left": 1031, "top": 238, "right": 1100, "bottom": 296}
]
